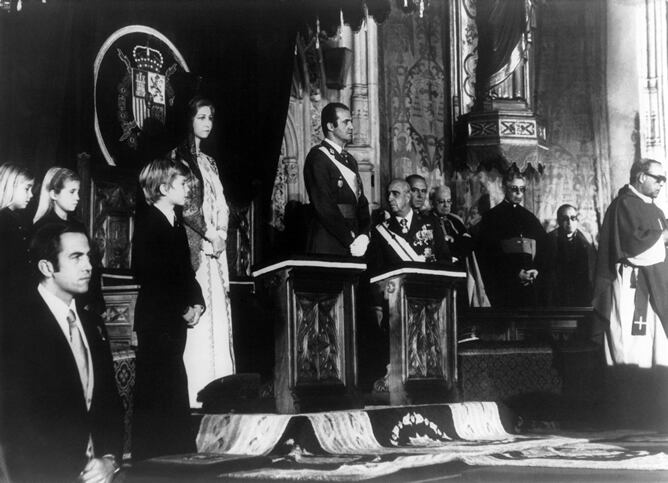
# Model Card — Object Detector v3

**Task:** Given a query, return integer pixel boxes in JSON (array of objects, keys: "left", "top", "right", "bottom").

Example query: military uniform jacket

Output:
[
  {"left": 304, "top": 141, "right": 370, "bottom": 256},
  {"left": 367, "top": 211, "right": 451, "bottom": 275}
]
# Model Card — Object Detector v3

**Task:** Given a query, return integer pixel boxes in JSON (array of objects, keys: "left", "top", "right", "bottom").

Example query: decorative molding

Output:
[
  {"left": 406, "top": 298, "right": 444, "bottom": 378},
  {"left": 102, "top": 288, "right": 138, "bottom": 349},
  {"left": 227, "top": 203, "right": 254, "bottom": 279},
  {"left": 450, "top": 0, "right": 478, "bottom": 118},
  {"left": 295, "top": 293, "right": 342, "bottom": 382},
  {"left": 638, "top": 0, "right": 668, "bottom": 163},
  {"left": 90, "top": 178, "right": 136, "bottom": 270}
]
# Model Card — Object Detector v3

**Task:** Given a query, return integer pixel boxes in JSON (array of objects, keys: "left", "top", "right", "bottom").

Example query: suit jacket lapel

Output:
[{"left": 35, "top": 297, "right": 91, "bottom": 410}]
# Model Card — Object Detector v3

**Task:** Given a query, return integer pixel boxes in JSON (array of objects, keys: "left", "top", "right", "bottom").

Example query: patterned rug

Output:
[{"left": 186, "top": 402, "right": 668, "bottom": 480}]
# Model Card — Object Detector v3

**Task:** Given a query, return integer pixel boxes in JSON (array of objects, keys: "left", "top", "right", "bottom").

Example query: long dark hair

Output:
[{"left": 177, "top": 96, "right": 215, "bottom": 181}]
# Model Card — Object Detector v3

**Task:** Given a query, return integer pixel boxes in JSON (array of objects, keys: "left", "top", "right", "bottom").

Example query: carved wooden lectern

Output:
[
  {"left": 371, "top": 264, "right": 466, "bottom": 406},
  {"left": 252, "top": 258, "right": 366, "bottom": 414}
]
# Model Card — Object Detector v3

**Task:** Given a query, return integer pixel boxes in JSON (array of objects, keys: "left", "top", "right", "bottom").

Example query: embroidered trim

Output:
[{"left": 375, "top": 223, "right": 425, "bottom": 262}]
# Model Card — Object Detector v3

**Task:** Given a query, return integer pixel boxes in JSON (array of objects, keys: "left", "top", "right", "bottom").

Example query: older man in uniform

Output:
[
  {"left": 304, "top": 102, "right": 370, "bottom": 257},
  {"left": 362, "top": 179, "right": 450, "bottom": 391},
  {"left": 367, "top": 179, "right": 450, "bottom": 273}
]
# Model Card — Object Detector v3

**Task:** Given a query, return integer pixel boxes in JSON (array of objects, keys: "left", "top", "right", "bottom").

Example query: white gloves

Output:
[{"left": 349, "top": 234, "right": 370, "bottom": 257}]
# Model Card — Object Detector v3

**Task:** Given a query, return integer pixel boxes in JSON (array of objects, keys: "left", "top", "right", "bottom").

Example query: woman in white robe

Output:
[{"left": 174, "top": 96, "right": 235, "bottom": 407}]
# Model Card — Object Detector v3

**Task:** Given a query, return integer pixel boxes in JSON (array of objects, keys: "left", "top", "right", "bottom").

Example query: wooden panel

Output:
[
  {"left": 380, "top": 273, "right": 459, "bottom": 406},
  {"left": 294, "top": 292, "right": 343, "bottom": 383},
  {"left": 102, "top": 288, "right": 138, "bottom": 350},
  {"left": 406, "top": 297, "right": 445, "bottom": 378},
  {"left": 255, "top": 262, "right": 364, "bottom": 413}
]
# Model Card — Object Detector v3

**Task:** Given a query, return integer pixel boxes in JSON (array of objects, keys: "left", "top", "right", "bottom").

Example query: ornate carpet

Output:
[
  {"left": 113, "top": 349, "right": 135, "bottom": 457},
  {"left": 187, "top": 402, "right": 668, "bottom": 480}
]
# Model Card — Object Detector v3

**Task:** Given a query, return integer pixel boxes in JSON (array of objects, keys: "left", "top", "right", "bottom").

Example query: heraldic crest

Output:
[
  {"left": 94, "top": 25, "right": 190, "bottom": 167},
  {"left": 116, "top": 44, "right": 177, "bottom": 149}
]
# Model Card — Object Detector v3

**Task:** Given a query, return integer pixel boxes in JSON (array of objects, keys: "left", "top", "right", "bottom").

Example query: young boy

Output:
[{"left": 131, "top": 158, "right": 205, "bottom": 462}]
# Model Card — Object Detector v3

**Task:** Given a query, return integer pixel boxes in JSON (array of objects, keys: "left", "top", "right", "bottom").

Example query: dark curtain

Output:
[
  {"left": 0, "top": 1, "right": 86, "bottom": 178},
  {"left": 475, "top": 0, "right": 525, "bottom": 100}
]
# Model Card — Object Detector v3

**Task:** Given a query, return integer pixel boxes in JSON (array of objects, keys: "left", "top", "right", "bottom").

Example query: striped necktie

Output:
[{"left": 66, "top": 309, "right": 89, "bottom": 394}]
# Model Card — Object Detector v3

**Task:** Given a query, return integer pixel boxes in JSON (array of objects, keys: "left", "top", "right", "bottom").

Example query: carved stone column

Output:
[
  {"left": 347, "top": 17, "right": 381, "bottom": 208},
  {"left": 639, "top": 0, "right": 668, "bottom": 164},
  {"left": 449, "top": 0, "right": 478, "bottom": 119}
]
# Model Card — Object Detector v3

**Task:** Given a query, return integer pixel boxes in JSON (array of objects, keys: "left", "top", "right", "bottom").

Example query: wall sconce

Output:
[
  {"left": 321, "top": 46, "right": 353, "bottom": 90},
  {"left": 397, "top": 0, "right": 429, "bottom": 18}
]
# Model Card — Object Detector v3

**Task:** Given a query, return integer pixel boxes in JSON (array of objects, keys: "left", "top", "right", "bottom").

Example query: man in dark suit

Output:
[
  {"left": 1, "top": 223, "right": 123, "bottom": 482},
  {"left": 304, "top": 102, "right": 371, "bottom": 257},
  {"left": 367, "top": 179, "right": 450, "bottom": 273}
]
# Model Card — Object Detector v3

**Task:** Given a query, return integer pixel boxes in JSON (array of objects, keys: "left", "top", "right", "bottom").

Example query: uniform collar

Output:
[
  {"left": 323, "top": 138, "right": 344, "bottom": 154},
  {"left": 396, "top": 209, "right": 414, "bottom": 227}
]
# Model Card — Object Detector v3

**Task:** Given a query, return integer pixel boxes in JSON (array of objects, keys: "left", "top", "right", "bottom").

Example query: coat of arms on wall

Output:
[{"left": 94, "top": 25, "right": 190, "bottom": 167}]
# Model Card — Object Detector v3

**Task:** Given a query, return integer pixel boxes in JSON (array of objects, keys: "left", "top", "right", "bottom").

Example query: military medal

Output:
[{"left": 337, "top": 177, "right": 344, "bottom": 188}]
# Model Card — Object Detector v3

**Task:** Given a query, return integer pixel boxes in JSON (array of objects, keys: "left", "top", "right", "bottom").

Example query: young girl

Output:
[
  {"left": 0, "top": 163, "right": 35, "bottom": 309},
  {"left": 33, "top": 167, "right": 84, "bottom": 231}
]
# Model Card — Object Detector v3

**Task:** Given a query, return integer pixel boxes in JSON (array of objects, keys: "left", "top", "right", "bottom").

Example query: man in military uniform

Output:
[
  {"left": 406, "top": 174, "right": 429, "bottom": 214},
  {"left": 367, "top": 179, "right": 450, "bottom": 274},
  {"left": 304, "top": 102, "right": 370, "bottom": 257},
  {"left": 362, "top": 179, "right": 451, "bottom": 391}
]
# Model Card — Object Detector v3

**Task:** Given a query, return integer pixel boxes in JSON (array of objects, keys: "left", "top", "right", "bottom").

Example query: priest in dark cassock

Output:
[
  {"left": 303, "top": 102, "right": 370, "bottom": 258},
  {"left": 475, "top": 171, "right": 546, "bottom": 307},
  {"left": 543, "top": 204, "right": 596, "bottom": 306},
  {"left": 593, "top": 158, "right": 668, "bottom": 369},
  {"left": 429, "top": 185, "right": 473, "bottom": 262},
  {"left": 430, "top": 185, "right": 489, "bottom": 307}
]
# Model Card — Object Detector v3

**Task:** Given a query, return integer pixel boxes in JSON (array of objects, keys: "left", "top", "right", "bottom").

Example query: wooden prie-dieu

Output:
[
  {"left": 371, "top": 264, "right": 466, "bottom": 406},
  {"left": 252, "top": 257, "right": 366, "bottom": 414}
]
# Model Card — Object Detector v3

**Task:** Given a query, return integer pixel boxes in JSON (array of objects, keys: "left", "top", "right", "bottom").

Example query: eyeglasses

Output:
[
  {"left": 508, "top": 186, "right": 526, "bottom": 194},
  {"left": 645, "top": 172, "right": 667, "bottom": 184},
  {"left": 559, "top": 215, "right": 579, "bottom": 222},
  {"left": 436, "top": 199, "right": 452, "bottom": 205}
]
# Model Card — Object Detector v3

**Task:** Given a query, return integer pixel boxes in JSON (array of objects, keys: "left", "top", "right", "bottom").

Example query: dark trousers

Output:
[{"left": 132, "top": 327, "right": 196, "bottom": 461}]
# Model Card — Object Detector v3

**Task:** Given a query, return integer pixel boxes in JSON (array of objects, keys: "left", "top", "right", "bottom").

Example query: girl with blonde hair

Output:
[
  {"left": 33, "top": 167, "right": 82, "bottom": 229},
  {"left": 0, "top": 162, "right": 35, "bottom": 309}
]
